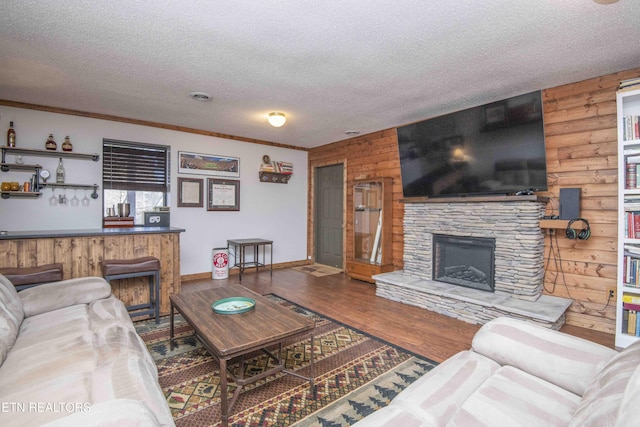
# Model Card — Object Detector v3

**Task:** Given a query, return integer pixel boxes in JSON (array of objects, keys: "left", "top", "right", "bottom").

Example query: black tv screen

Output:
[{"left": 397, "top": 91, "right": 548, "bottom": 198}]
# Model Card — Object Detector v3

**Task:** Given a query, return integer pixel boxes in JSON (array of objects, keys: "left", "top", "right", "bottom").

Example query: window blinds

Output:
[{"left": 103, "top": 139, "right": 170, "bottom": 192}]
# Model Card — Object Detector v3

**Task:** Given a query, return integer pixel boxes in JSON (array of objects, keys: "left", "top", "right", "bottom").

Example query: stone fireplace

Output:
[{"left": 374, "top": 196, "right": 572, "bottom": 329}]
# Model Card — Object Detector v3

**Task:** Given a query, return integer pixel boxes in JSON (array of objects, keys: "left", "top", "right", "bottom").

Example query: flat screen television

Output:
[{"left": 397, "top": 91, "right": 548, "bottom": 198}]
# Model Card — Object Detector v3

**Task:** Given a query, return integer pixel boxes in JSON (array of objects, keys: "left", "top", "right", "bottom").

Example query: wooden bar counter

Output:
[{"left": 0, "top": 227, "right": 184, "bottom": 316}]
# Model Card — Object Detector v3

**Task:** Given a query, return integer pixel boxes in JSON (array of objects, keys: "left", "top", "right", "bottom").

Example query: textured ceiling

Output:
[{"left": 1, "top": 1, "right": 639, "bottom": 149}]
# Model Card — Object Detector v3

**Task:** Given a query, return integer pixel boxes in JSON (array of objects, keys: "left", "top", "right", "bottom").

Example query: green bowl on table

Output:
[{"left": 212, "top": 297, "right": 256, "bottom": 314}]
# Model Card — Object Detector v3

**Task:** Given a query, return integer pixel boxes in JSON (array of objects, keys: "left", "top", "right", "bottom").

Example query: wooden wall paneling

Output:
[
  {"left": 0, "top": 241, "right": 16, "bottom": 266},
  {"left": 159, "top": 232, "right": 180, "bottom": 313},
  {"left": 86, "top": 236, "right": 104, "bottom": 276},
  {"left": 53, "top": 238, "right": 72, "bottom": 271},
  {"left": 309, "top": 129, "right": 404, "bottom": 273},
  {"left": 102, "top": 236, "right": 122, "bottom": 300},
  {"left": 539, "top": 67, "right": 640, "bottom": 333},
  {"left": 15, "top": 239, "right": 37, "bottom": 268},
  {"left": 36, "top": 239, "right": 55, "bottom": 271}
]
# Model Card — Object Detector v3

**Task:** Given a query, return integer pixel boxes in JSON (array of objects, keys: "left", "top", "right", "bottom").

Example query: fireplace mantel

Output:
[{"left": 400, "top": 194, "right": 549, "bottom": 204}]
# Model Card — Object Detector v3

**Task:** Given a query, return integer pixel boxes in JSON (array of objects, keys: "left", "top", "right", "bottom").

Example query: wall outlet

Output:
[{"left": 608, "top": 287, "right": 616, "bottom": 300}]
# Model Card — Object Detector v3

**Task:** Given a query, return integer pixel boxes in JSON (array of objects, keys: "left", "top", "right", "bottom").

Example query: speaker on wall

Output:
[{"left": 560, "top": 188, "right": 581, "bottom": 220}]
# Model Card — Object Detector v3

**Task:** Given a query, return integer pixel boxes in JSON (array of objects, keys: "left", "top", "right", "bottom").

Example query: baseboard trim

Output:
[{"left": 180, "top": 259, "right": 311, "bottom": 282}]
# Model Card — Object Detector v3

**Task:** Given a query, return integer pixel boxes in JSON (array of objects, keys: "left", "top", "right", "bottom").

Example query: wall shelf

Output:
[
  {"left": 40, "top": 183, "right": 99, "bottom": 198},
  {"left": 0, "top": 162, "right": 42, "bottom": 172},
  {"left": 0, "top": 191, "right": 41, "bottom": 199},
  {"left": 259, "top": 171, "right": 291, "bottom": 184},
  {"left": 1, "top": 145, "right": 100, "bottom": 199},
  {"left": 1, "top": 146, "right": 99, "bottom": 162}
]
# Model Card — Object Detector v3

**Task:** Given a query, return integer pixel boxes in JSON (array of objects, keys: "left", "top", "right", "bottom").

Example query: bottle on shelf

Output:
[
  {"left": 45, "top": 134, "right": 57, "bottom": 150},
  {"left": 62, "top": 136, "right": 73, "bottom": 152},
  {"left": 56, "top": 158, "right": 65, "bottom": 184},
  {"left": 7, "top": 122, "right": 16, "bottom": 147}
]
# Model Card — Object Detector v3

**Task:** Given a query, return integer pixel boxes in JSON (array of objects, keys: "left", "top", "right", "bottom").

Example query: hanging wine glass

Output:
[
  {"left": 70, "top": 188, "right": 79, "bottom": 207},
  {"left": 81, "top": 189, "right": 90, "bottom": 207},
  {"left": 49, "top": 187, "right": 57, "bottom": 206}
]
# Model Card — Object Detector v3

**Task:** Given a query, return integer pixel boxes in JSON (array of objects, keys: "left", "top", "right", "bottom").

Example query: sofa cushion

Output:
[
  {"left": 41, "top": 399, "right": 162, "bottom": 427},
  {"left": 448, "top": 366, "right": 581, "bottom": 427},
  {"left": 19, "top": 276, "right": 112, "bottom": 318},
  {"left": 0, "top": 305, "right": 19, "bottom": 364},
  {"left": 13, "top": 304, "right": 91, "bottom": 350},
  {"left": 392, "top": 350, "right": 500, "bottom": 425},
  {"left": 0, "top": 274, "right": 25, "bottom": 327},
  {"left": 0, "top": 369, "right": 93, "bottom": 426},
  {"left": 90, "top": 357, "right": 173, "bottom": 426},
  {"left": 614, "top": 357, "right": 640, "bottom": 427},
  {"left": 0, "top": 275, "right": 25, "bottom": 364},
  {"left": 472, "top": 317, "right": 617, "bottom": 396},
  {"left": 568, "top": 339, "right": 640, "bottom": 427},
  {"left": 349, "top": 404, "right": 430, "bottom": 427}
]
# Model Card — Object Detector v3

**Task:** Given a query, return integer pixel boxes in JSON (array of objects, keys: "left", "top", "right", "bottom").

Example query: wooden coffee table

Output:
[{"left": 169, "top": 286, "right": 315, "bottom": 426}]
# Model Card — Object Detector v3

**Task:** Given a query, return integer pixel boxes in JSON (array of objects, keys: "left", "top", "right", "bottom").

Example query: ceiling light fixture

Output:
[
  {"left": 345, "top": 130, "right": 360, "bottom": 136},
  {"left": 592, "top": 0, "right": 619, "bottom": 4},
  {"left": 267, "top": 112, "right": 287, "bottom": 127},
  {"left": 190, "top": 91, "right": 212, "bottom": 101}
]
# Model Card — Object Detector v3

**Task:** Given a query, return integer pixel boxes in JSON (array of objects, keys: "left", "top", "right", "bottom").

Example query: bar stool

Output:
[
  {"left": 101, "top": 256, "right": 160, "bottom": 324},
  {"left": 0, "top": 263, "right": 63, "bottom": 291}
]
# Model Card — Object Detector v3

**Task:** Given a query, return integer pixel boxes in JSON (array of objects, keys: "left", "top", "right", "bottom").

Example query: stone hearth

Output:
[{"left": 374, "top": 197, "right": 572, "bottom": 329}]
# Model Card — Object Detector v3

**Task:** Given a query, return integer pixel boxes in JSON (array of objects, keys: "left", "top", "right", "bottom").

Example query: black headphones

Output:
[{"left": 566, "top": 218, "right": 591, "bottom": 240}]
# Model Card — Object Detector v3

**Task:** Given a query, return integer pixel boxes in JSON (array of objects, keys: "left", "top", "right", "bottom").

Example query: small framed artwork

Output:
[
  {"left": 178, "top": 151, "right": 240, "bottom": 178},
  {"left": 207, "top": 178, "right": 240, "bottom": 211},
  {"left": 484, "top": 103, "right": 507, "bottom": 126},
  {"left": 177, "top": 177, "right": 203, "bottom": 207}
]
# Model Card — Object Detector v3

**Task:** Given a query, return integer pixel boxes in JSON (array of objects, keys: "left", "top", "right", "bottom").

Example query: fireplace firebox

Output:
[{"left": 433, "top": 234, "right": 495, "bottom": 292}]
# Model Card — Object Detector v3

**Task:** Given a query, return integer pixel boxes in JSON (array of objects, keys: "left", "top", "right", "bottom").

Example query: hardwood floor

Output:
[{"left": 180, "top": 268, "right": 615, "bottom": 363}]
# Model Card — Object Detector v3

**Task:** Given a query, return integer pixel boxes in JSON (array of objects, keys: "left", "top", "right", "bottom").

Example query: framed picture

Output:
[
  {"left": 207, "top": 178, "right": 240, "bottom": 211},
  {"left": 178, "top": 151, "right": 240, "bottom": 178},
  {"left": 177, "top": 177, "right": 203, "bottom": 207},
  {"left": 484, "top": 103, "right": 507, "bottom": 126}
]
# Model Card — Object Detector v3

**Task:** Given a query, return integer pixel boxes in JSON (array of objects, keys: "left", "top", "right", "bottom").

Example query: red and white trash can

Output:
[{"left": 212, "top": 248, "right": 229, "bottom": 280}]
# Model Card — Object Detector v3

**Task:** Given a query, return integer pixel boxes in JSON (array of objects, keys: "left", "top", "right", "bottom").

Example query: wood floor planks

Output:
[{"left": 181, "top": 268, "right": 615, "bottom": 363}]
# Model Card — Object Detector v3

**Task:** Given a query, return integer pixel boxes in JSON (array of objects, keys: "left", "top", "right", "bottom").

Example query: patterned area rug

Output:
[
  {"left": 135, "top": 295, "right": 437, "bottom": 426},
  {"left": 291, "top": 264, "right": 343, "bottom": 277}
]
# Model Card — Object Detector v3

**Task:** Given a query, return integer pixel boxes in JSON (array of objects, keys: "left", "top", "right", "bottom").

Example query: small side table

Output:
[{"left": 227, "top": 238, "right": 273, "bottom": 283}]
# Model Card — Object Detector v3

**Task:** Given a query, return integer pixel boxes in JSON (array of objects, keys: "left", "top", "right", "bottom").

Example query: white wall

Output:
[{"left": 0, "top": 106, "right": 308, "bottom": 275}]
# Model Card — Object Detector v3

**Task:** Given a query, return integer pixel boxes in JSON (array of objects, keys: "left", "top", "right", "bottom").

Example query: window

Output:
[{"left": 103, "top": 139, "right": 170, "bottom": 224}]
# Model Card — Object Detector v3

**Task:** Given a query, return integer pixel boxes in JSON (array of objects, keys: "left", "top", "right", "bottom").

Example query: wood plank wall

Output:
[
  {"left": 308, "top": 67, "right": 640, "bottom": 334},
  {"left": 540, "top": 67, "right": 640, "bottom": 333},
  {"left": 0, "top": 232, "right": 181, "bottom": 315},
  {"left": 308, "top": 129, "right": 405, "bottom": 271}
]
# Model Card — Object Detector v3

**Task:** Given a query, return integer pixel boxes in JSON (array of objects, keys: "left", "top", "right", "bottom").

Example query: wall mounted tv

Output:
[{"left": 397, "top": 91, "right": 548, "bottom": 198}]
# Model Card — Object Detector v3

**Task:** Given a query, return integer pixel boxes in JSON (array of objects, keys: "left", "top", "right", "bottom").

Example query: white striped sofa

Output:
[
  {"left": 0, "top": 274, "right": 174, "bottom": 426},
  {"left": 355, "top": 317, "right": 640, "bottom": 427}
]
